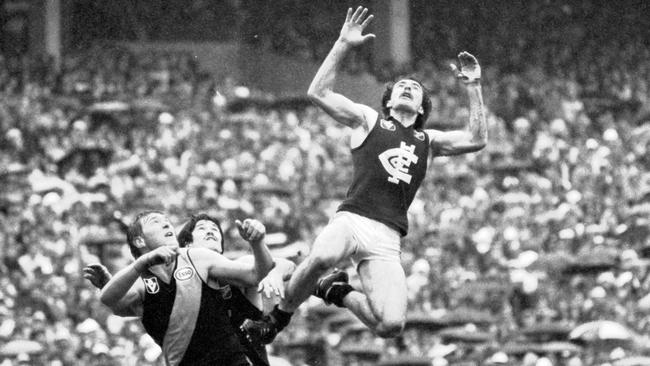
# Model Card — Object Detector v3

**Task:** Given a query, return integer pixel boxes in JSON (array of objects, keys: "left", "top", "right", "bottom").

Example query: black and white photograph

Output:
[{"left": 0, "top": 1, "right": 649, "bottom": 365}]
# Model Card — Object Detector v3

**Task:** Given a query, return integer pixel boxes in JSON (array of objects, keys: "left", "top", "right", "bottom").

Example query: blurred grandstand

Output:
[{"left": 0, "top": 1, "right": 649, "bottom": 365}]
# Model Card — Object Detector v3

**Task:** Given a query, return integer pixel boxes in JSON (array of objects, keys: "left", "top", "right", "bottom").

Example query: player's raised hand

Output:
[
  {"left": 236, "top": 219, "right": 266, "bottom": 244},
  {"left": 338, "top": 6, "right": 375, "bottom": 47},
  {"left": 450, "top": 51, "right": 481, "bottom": 84},
  {"left": 83, "top": 263, "right": 112, "bottom": 289}
]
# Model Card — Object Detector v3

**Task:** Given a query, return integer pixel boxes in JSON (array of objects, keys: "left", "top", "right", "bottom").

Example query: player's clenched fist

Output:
[
  {"left": 236, "top": 219, "right": 266, "bottom": 244},
  {"left": 135, "top": 246, "right": 178, "bottom": 272}
]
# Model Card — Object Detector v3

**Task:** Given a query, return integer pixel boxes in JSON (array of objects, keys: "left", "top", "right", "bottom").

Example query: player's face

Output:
[
  {"left": 389, "top": 79, "right": 424, "bottom": 115},
  {"left": 140, "top": 213, "right": 178, "bottom": 248},
  {"left": 191, "top": 219, "right": 223, "bottom": 253}
]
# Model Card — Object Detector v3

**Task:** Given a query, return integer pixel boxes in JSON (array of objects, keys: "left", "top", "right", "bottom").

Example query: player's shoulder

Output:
[{"left": 423, "top": 128, "right": 441, "bottom": 141}]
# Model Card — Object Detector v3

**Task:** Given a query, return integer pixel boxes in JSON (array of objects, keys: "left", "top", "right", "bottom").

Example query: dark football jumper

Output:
[
  {"left": 141, "top": 249, "right": 249, "bottom": 366},
  {"left": 338, "top": 115, "right": 430, "bottom": 236}
]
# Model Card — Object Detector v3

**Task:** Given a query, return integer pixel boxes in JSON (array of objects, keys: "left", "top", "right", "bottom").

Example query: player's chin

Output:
[
  {"left": 196, "top": 241, "right": 220, "bottom": 252},
  {"left": 393, "top": 101, "right": 418, "bottom": 112}
]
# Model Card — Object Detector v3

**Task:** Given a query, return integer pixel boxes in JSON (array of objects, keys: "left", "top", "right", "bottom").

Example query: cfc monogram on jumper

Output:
[{"left": 378, "top": 141, "right": 419, "bottom": 184}]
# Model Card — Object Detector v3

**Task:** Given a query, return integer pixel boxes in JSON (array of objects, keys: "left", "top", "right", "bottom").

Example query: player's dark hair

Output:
[
  {"left": 126, "top": 210, "right": 164, "bottom": 258},
  {"left": 381, "top": 75, "right": 432, "bottom": 130},
  {"left": 177, "top": 213, "right": 224, "bottom": 253}
]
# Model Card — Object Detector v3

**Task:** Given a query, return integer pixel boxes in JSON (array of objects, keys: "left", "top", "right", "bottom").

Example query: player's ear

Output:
[
  {"left": 386, "top": 100, "right": 393, "bottom": 108},
  {"left": 418, "top": 105, "right": 424, "bottom": 115},
  {"left": 134, "top": 236, "right": 146, "bottom": 249}
]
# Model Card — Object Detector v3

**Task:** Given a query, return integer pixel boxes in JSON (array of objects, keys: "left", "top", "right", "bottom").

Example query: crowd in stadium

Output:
[{"left": 1, "top": 2, "right": 649, "bottom": 366}]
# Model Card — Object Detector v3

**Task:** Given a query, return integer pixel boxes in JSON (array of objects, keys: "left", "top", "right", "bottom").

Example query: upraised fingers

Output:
[
  {"left": 449, "top": 63, "right": 462, "bottom": 78},
  {"left": 459, "top": 51, "right": 478, "bottom": 66},
  {"left": 361, "top": 14, "right": 374, "bottom": 28},
  {"left": 236, "top": 219, "right": 252, "bottom": 239},
  {"left": 351, "top": 6, "right": 363, "bottom": 22},
  {"left": 249, "top": 220, "right": 265, "bottom": 239},
  {"left": 251, "top": 220, "right": 265, "bottom": 233},
  {"left": 242, "top": 219, "right": 254, "bottom": 237},
  {"left": 248, "top": 228, "right": 261, "bottom": 241},
  {"left": 358, "top": 7, "right": 368, "bottom": 22},
  {"left": 86, "top": 263, "right": 104, "bottom": 271}
]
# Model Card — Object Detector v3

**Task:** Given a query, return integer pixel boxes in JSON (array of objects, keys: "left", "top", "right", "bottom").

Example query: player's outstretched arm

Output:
[
  {"left": 426, "top": 52, "right": 487, "bottom": 156},
  {"left": 193, "top": 247, "right": 271, "bottom": 288},
  {"left": 236, "top": 218, "right": 275, "bottom": 282},
  {"left": 195, "top": 219, "right": 274, "bottom": 287},
  {"left": 307, "top": 6, "right": 377, "bottom": 129},
  {"left": 235, "top": 256, "right": 296, "bottom": 298},
  {"left": 99, "top": 246, "right": 177, "bottom": 309}
]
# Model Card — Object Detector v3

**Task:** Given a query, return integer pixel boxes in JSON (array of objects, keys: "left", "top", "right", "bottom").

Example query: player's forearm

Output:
[
  {"left": 107, "top": 286, "right": 143, "bottom": 317},
  {"left": 307, "top": 40, "right": 351, "bottom": 99},
  {"left": 465, "top": 83, "right": 487, "bottom": 148},
  {"left": 100, "top": 261, "right": 144, "bottom": 308},
  {"left": 250, "top": 240, "right": 275, "bottom": 282}
]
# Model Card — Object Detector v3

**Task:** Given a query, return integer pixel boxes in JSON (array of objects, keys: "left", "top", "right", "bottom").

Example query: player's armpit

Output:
[{"left": 425, "top": 129, "right": 487, "bottom": 156}]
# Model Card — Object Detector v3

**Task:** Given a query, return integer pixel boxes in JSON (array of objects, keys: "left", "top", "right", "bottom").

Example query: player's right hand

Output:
[
  {"left": 338, "top": 6, "right": 375, "bottom": 47},
  {"left": 138, "top": 246, "right": 178, "bottom": 270},
  {"left": 83, "top": 263, "right": 112, "bottom": 289},
  {"left": 450, "top": 51, "right": 481, "bottom": 84},
  {"left": 258, "top": 270, "right": 285, "bottom": 299},
  {"left": 236, "top": 219, "right": 266, "bottom": 244}
]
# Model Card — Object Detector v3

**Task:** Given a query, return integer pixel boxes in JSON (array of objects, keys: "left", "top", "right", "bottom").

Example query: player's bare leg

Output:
[
  {"left": 282, "top": 220, "right": 355, "bottom": 312},
  {"left": 331, "top": 260, "right": 407, "bottom": 337},
  {"left": 241, "top": 218, "right": 355, "bottom": 343}
]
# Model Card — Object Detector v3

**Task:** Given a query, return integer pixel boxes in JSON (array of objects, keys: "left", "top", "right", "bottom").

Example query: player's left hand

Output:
[
  {"left": 450, "top": 51, "right": 481, "bottom": 84},
  {"left": 236, "top": 219, "right": 266, "bottom": 244},
  {"left": 83, "top": 263, "right": 112, "bottom": 289},
  {"left": 258, "top": 270, "right": 285, "bottom": 299}
]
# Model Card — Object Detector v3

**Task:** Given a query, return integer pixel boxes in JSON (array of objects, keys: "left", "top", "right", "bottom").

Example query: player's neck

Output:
[{"left": 389, "top": 110, "right": 417, "bottom": 128}]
